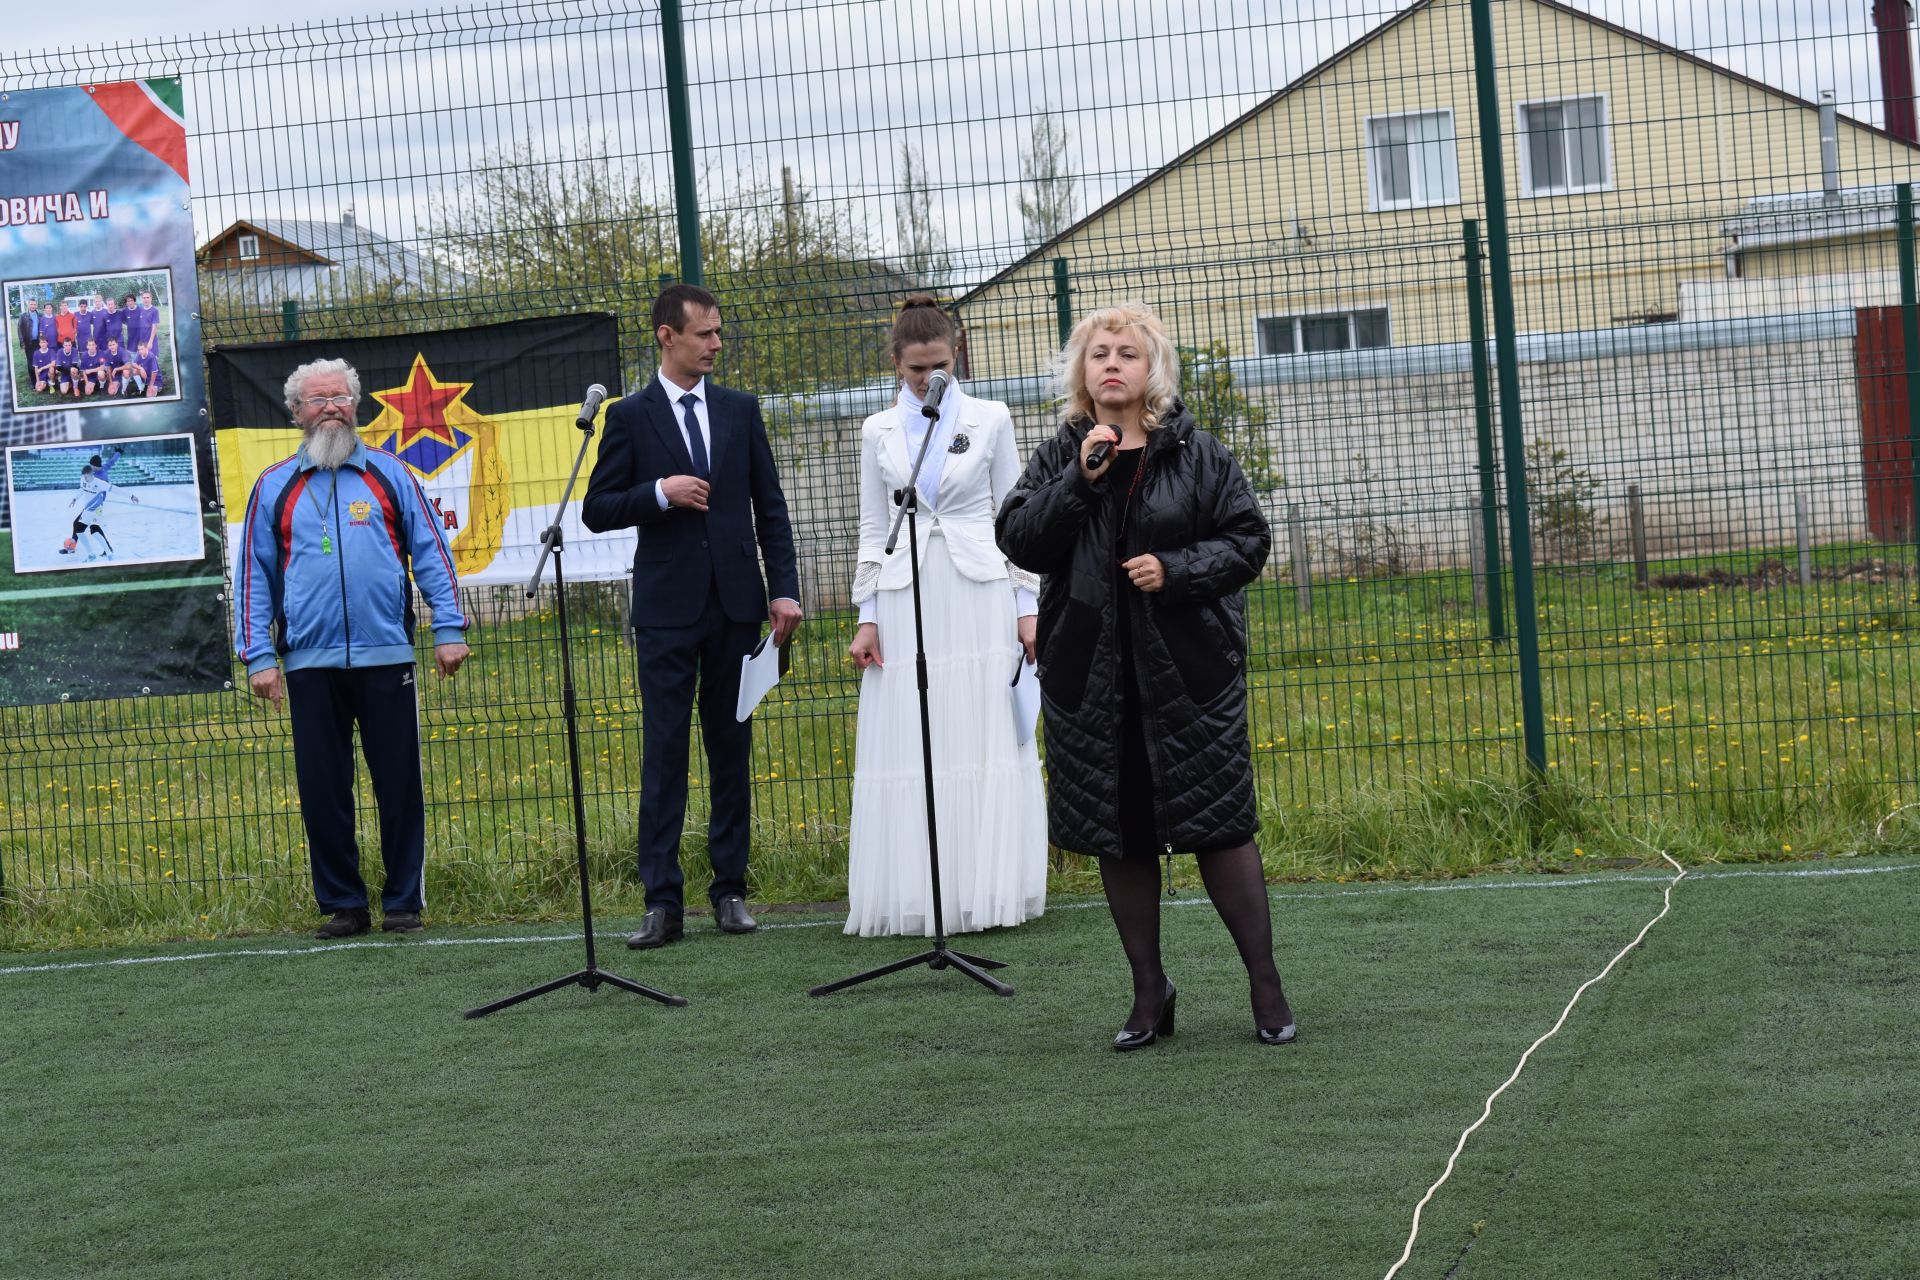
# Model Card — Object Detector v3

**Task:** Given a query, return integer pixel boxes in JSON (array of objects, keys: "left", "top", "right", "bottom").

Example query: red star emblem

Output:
[{"left": 373, "top": 356, "right": 473, "bottom": 451}]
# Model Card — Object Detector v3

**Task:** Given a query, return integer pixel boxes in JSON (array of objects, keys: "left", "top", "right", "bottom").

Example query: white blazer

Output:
[{"left": 854, "top": 386, "right": 1025, "bottom": 595}]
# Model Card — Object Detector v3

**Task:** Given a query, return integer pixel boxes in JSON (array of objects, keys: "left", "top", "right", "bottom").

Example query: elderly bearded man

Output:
[{"left": 234, "top": 358, "right": 471, "bottom": 939}]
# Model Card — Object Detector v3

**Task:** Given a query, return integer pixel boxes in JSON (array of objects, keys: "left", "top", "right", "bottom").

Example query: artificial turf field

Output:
[{"left": 4, "top": 859, "right": 1916, "bottom": 1279}]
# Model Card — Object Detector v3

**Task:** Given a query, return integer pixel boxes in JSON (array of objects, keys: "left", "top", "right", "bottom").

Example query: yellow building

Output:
[{"left": 957, "top": 0, "right": 1920, "bottom": 377}]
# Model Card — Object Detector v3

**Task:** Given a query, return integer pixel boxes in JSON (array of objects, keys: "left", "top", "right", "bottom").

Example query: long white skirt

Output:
[{"left": 845, "top": 533, "right": 1049, "bottom": 937}]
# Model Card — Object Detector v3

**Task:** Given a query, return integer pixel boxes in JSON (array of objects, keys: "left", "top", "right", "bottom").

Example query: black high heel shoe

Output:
[{"left": 1113, "top": 980, "right": 1176, "bottom": 1052}]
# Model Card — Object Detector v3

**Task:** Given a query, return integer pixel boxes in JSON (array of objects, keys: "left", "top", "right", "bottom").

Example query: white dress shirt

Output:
[{"left": 652, "top": 369, "right": 712, "bottom": 512}]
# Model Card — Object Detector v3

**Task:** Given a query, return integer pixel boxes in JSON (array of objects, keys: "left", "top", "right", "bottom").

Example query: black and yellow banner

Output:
[{"left": 208, "top": 314, "right": 626, "bottom": 586}]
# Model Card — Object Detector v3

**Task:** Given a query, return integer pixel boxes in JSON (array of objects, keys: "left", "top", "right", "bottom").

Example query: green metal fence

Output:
[{"left": 6, "top": 0, "right": 1920, "bottom": 914}]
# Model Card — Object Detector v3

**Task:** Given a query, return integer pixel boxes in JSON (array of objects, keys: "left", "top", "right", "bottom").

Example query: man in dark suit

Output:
[
  {"left": 16, "top": 299, "right": 34, "bottom": 364},
  {"left": 583, "top": 283, "right": 803, "bottom": 948}
]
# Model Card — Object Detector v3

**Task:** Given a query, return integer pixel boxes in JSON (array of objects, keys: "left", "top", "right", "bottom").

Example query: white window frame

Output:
[
  {"left": 1255, "top": 307, "right": 1392, "bottom": 357},
  {"left": 1364, "top": 108, "right": 1461, "bottom": 212},
  {"left": 1516, "top": 93, "right": 1613, "bottom": 198},
  {"left": 237, "top": 233, "right": 262, "bottom": 261}
]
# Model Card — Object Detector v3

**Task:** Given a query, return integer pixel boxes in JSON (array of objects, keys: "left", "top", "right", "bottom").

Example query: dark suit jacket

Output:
[
  {"left": 582, "top": 377, "right": 800, "bottom": 628},
  {"left": 16, "top": 311, "right": 37, "bottom": 353}
]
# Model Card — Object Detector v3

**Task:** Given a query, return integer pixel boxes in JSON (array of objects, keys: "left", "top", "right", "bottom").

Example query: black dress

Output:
[{"left": 1109, "top": 447, "right": 1161, "bottom": 859}]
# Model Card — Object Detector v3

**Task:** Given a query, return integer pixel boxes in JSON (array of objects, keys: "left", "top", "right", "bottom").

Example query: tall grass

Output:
[{"left": 7, "top": 546, "right": 1920, "bottom": 949}]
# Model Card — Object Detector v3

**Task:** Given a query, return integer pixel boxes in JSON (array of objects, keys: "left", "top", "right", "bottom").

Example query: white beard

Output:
[{"left": 304, "top": 422, "right": 356, "bottom": 470}]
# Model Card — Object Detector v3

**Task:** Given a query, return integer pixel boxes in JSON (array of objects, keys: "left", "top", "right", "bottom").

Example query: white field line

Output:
[
  {"left": 1381, "top": 853, "right": 1690, "bottom": 1280},
  {"left": 1, "top": 858, "right": 1911, "bottom": 980}
]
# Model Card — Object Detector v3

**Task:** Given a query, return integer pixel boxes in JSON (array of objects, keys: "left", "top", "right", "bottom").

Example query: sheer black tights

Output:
[
  {"left": 1099, "top": 854, "right": 1166, "bottom": 1033},
  {"left": 1101, "top": 841, "right": 1292, "bottom": 1033},
  {"left": 1197, "top": 841, "right": 1293, "bottom": 1030}
]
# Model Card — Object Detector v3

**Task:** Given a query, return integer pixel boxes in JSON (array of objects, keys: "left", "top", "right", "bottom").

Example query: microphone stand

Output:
[
  {"left": 466, "top": 395, "right": 686, "bottom": 1018},
  {"left": 810, "top": 388, "right": 1012, "bottom": 998}
]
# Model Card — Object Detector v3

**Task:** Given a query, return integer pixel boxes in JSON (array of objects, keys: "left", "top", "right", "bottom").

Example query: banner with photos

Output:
[
  {"left": 208, "top": 315, "right": 628, "bottom": 588},
  {"left": 0, "top": 79, "right": 227, "bottom": 706}
]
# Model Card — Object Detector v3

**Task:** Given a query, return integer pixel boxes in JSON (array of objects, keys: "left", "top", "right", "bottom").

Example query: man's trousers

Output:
[{"left": 285, "top": 663, "right": 426, "bottom": 914}]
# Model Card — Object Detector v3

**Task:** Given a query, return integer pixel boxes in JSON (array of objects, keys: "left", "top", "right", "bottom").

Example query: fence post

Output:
[
  {"left": 281, "top": 299, "right": 300, "bottom": 342},
  {"left": 1469, "top": 0, "right": 1549, "bottom": 778},
  {"left": 661, "top": 0, "right": 704, "bottom": 285},
  {"left": 1898, "top": 185, "right": 1920, "bottom": 556},
  {"left": 1469, "top": 514, "right": 1488, "bottom": 608},
  {"left": 1463, "top": 220, "right": 1507, "bottom": 640},
  {"left": 1795, "top": 493, "right": 1813, "bottom": 587},
  {"left": 1051, "top": 256, "right": 1073, "bottom": 348},
  {"left": 1289, "top": 508, "right": 1312, "bottom": 615},
  {"left": 1628, "top": 485, "right": 1649, "bottom": 586}
]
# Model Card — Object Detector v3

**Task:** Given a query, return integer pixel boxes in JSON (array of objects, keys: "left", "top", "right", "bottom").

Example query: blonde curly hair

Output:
[{"left": 1054, "top": 302, "right": 1180, "bottom": 428}]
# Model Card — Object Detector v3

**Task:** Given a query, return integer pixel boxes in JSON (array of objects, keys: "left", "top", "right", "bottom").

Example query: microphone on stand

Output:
[
  {"left": 920, "top": 369, "right": 952, "bottom": 419},
  {"left": 1086, "top": 424, "right": 1121, "bottom": 470},
  {"left": 575, "top": 383, "right": 609, "bottom": 430}
]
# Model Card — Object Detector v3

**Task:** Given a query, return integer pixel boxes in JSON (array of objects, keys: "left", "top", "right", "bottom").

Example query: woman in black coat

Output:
[{"left": 996, "top": 302, "right": 1296, "bottom": 1050}]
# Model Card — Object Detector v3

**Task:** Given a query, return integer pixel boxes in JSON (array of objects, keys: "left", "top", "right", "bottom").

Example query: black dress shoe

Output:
[
  {"left": 1113, "top": 980, "right": 1176, "bottom": 1052},
  {"left": 626, "top": 909, "right": 684, "bottom": 950},
  {"left": 713, "top": 895, "right": 757, "bottom": 934},
  {"left": 1257, "top": 1022, "right": 1298, "bottom": 1046},
  {"left": 314, "top": 908, "right": 370, "bottom": 940}
]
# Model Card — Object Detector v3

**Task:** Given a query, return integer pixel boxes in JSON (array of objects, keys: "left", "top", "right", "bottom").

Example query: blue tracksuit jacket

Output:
[{"left": 234, "top": 440, "right": 467, "bottom": 675}]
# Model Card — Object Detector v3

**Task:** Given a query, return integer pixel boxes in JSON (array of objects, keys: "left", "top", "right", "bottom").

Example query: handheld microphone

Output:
[
  {"left": 575, "top": 383, "right": 609, "bottom": 429},
  {"left": 1086, "top": 424, "right": 1120, "bottom": 470},
  {"left": 920, "top": 369, "right": 952, "bottom": 418}
]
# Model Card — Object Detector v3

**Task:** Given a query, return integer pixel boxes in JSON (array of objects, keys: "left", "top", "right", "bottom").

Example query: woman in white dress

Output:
[{"left": 844, "top": 296, "right": 1049, "bottom": 936}]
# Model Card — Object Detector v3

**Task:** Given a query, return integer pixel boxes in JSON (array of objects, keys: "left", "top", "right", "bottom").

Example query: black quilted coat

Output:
[{"left": 995, "top": 405, "right": 1270, "bottom": 858}]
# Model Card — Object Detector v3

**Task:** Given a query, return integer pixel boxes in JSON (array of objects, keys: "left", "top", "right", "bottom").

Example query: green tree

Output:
[
  {"left": 703, "top": 167, "right": 904, "bottom": 398},
  {"left": 203, "top": 144, "right": 899, "bottom": 400},
  {"left": 430, "top": 142, "right": 674, "bottom": 311},
  {"left": 1177, "top": 340, "right": 1283, "bottom": 493},
  {"left": 1016, "top": 112, "right": 1077, "bottom": 247},
  {"left": 1524, "top": 436, "right": 1608, "bottom": 565},
  {"left": 894, "top": 143, "right": 950, "bottom": 291}
]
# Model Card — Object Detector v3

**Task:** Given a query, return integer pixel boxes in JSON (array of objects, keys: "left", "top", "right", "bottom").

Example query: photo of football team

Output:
[{"left": 6, "top": 269, "right": 181, "bottom": 415}]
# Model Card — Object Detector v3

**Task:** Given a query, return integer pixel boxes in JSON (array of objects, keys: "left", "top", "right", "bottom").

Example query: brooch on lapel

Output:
[{"left": 948, "top": 433, "right": 970, "bottom": 455}]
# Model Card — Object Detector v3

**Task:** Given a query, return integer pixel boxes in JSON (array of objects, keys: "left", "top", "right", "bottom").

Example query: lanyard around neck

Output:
[{"left": 303, "top": 469, "right": 338, "bottom": 554}]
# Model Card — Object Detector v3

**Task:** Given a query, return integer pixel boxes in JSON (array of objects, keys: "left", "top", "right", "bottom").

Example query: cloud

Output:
[{"left": 5, "top": 0, "right": 1904, "bottom": 289}]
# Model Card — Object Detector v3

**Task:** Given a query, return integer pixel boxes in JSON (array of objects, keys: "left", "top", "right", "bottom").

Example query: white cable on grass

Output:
[{"left": 1382, "top": 851, "right": 1688, "bottom": 1280}]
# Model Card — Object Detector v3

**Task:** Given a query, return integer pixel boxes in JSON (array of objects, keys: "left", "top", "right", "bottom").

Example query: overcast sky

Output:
[
  {"left": 0, "top": 0, "right": 417, "bottom": 55},
  {"left": 1, "top": 0, "right": 1910, "bottom": 286}
]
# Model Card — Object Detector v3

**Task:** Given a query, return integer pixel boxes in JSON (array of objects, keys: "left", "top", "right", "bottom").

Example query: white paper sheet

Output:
[
  {"left": 1010, "top": 650, "right": 1041, "bottom": 745},
  {"left": 736, "top": 634, "right": 783, "bottom": 721}
]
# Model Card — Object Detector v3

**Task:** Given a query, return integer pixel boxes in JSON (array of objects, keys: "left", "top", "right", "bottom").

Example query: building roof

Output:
[
  {"left": 958, "top": 0, "right": 1920, "bottom": 308},
  {"left": 200, "top": 214, "right": 463, "bottom": 302},
  {"left": 1725, "top": 185, "right": 1905, "bottom": 249}
]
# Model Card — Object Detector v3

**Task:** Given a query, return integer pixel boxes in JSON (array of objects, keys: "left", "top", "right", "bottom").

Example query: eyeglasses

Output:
[{"left": 302, "top": 394, "right": 355, "bottom": 408}]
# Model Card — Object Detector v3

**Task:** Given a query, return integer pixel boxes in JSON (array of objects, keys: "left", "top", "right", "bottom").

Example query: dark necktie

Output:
[{"left": 681, "top": 392, "right": 710, "bottom": 479}]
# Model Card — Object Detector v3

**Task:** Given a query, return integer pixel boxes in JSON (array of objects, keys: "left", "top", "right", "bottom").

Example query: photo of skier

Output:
[{"left": 5, "top": 434, "right": 206, "bottom": 573}]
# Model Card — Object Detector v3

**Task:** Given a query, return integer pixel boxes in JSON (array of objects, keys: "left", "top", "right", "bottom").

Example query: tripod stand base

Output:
[
  {"left": 809, "top": 945, "right": 1013, "bottom": 998},
  {"left": 466, "top": 965, "right": 688, "bottom": 1019}
]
